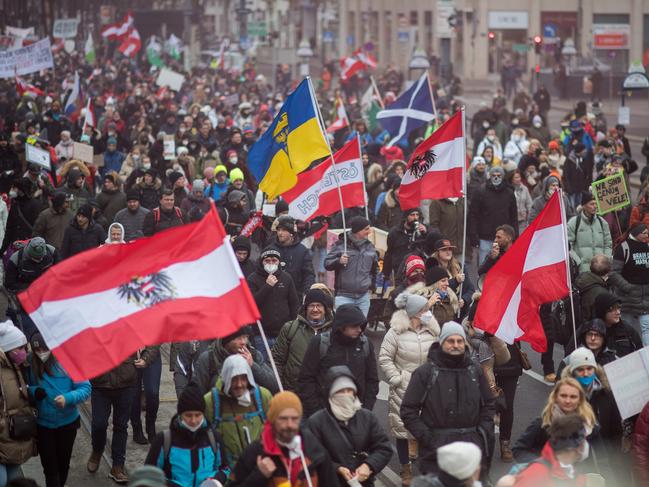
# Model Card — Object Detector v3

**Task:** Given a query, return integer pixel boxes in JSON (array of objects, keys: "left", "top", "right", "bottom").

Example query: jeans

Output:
[
  {"left": 37, "top": 419, "right": 79, "bottom": 487},
  {"left": 91, "top": 387, "right": 135, "bottom": 467},
  {"left": 130, "top": 354, "right": 162, "bottom": 431},
  {"left": 334, "top": 292, "right": 370, "bottom": 318},
  {"left": 252, "top": 335, "right": 277, "bottom": 362},
  {"left": 396, "top": 438, "right": 409, "bottom": 465},
  {"left": 0, "top": 464, "right": 21, "bottom": 486},
  {"left": 312, "top": 246, "right": 326, "bottom": 274},
  {"left": 478, "top": 239, "right": 493, "bottom": 268}
]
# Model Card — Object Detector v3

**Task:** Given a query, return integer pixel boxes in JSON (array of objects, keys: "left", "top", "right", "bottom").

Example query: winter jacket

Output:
[
  {"left": 60, "top": 184, "right": 90, "bottom": 214},
  {"left": 0, "top": 147, "right": 21, "bottom": 193},
  {"left": 102, "top": 150, "right": 126, "bottom": 176},
  {"left": 604, "top": 320, "right": 642, "bottom": 358},
  {"left": 32, "top": 207, "right": 73, "bottom": 250},
  {"left": 142, "top": 206, "right": 186, "bottom": 237},
  {"left": 5, "top": 245, "right": 59, "bottom": 292},
  {"left": 513, "top": 184, "right": 533, "bottom": 230},
  {"left": 377, "top": 189, "right": 401, "bottom": 231},
  {"left": 172, "top": 340, "right": 212, "bottom": 398},
  {"left": 114, "top": 206, "right": 149, "bottom": 241},
  {"left": 406, "top": 282, "right": 459, "bottom": 327},
  {"left": 467, "top": 168, "right": 487, "bottom": 203},
  {"left": 567, "top": 212, "right": 612, "bottom": 273},
  {"left": 91, "top": 350, "right": 154, "bottom": 390},
  {"left": 528, "top": 178, "right": 575, "bottom": 224},
  {"left": 27, "top": 360, "right": 90, "bottom": 429},
  {"left": 228, "top": 422, "right": 338, "bottom": 487},
  {"left": 55, "top": 140, "right": 75, "bottom": 161},
  {"left": 384, "top": 223, "right": 425, "bottom": 279},
  {"left": 247, "top": 261, "right": 299, "bottom": 337},
  {"left": 232, "top": 235, "right": 256, "bottom": 278},
  {"left": 96, "top": 188, "right": 127, "bottom": 223},
  {"left": 180, "top": 194, "right": 211, "bottom": 217},
  {"left": 269, "top": 235, "right": 315, "bottom": 296},
  {"left": 297, "top": 321, "right": 379, "bottom": 418},
  {"left": 400, "top": 343, "right": 495, "bottom": 474},
  {"left": 609, "top": 236, "right": 649, "bottom": 315},
  {"left": 324, "top": 232, "right": 378, "bottom": 298},
  {"left": 3, "top": 196, "right": 41, "bottom": 250},
  {"left": 468, "top": 180, "right": 518, "bottom": 244},
  {"left": 60, "top": 219, "right": 106, "bottom": 259},
  {"left": 379, "top": 310, "right": 440, "bottom": 439},
  {"left": 203, "top": 377, "right": 272, "bottom": 466},
  {"left": 563, "top": 152, "right": 591, "bottom": 195},
  {"left": 272, "top": 313, "right": 333, "bottom": 392},
  {"left": 428, "top": 199, "right": 464, "bottom": 256},
  {"left": 138, "top": 179, "right": 162, "bottom": 210},
  {"left": 513, "top": 442, "right": 587, "bottom": 487},
  {"left": 574, "top": 272, "right": 609, "bottom": 322},
  {"left": 192, "top": 340, "right": 278, "bottom": 395},
  {"left": 145, "top": 415, "right": 229, "bottom": 487},
  {"left": 204, "top": 181, "right": 229, "bottom": 202},
  {"left": 306, "top": 368, "right": 392, "bottom": 487},
  {"left": 633, "top": 401, "right": 649, "bottom": 484}
]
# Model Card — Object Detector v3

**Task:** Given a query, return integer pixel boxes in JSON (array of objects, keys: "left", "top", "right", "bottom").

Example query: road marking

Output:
[{"left": 523, "top": 369, "right": 555, "bottom": 386}]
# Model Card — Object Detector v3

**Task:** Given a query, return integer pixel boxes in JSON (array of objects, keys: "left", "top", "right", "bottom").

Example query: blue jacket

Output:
[
  {"left": 27, "top": 360, "right": 91, "bottom": 429},
  {"left": 102, "top": 150, "right": 126, "bottom": 176},
  {"left": 205, "top": 180, "right": 229, "bottom": 201}
]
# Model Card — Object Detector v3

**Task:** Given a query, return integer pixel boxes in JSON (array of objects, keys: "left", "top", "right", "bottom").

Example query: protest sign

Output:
[
  {"left": 163, "top": 135, "right": 176, "bottom": 160},
  {"left": 591, "top": 172, "right": 630, "bottom": 215},
  {"left": 0, "top": 36, "right": 21, "bottom": 51},
  {"left": 73, "top": 142, "right": 94, "bottom": 164},
  {"left": 5, "top": 26, "right": 34, "bottom": 38},
  {"left": 604, "top": 346, "right": 649, "bottom": 420},
  {"left": 156, "top": 68, "right": 185, "bottom": 92},
  {"left": 53, "top": 19, "right": 79, "bottom": 39},
  {"left": 0, "top": 38, "right": 53, "bottom": 78},
  {"left": 25, "top": 144, "right": 51, "bottom": 169},
  {"left": 224, "top": 93, "right": 240, "bottom": 107}
]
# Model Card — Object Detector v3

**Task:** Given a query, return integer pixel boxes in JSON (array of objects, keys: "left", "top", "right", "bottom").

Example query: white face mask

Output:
[
  {"left": 229, "top": 156, "right": 238, "bottom": 165},
  {"left": 512, "top": 134, "right": 522, "bottom": 142},
  {"left": 142, "top": 163, "right": 151, "bottom": 170},
  {"left": 487, "top": 135, "right": 495, "bottom": 142},
  {"left": 181, "top": 419, "right": 202, "bottom": 433},
  {"left": 36, "top": 351, "right": 51, "bottom": 362},
  {"left": 420, "top": 310, "right": 434, "bottom": 325},
  {"left": 533, "top": 122, "right": 542, "bottom": 129},
  {"left": 264, "top": 263, "right": 278, "bottom": 274},
  {"left": 8, "top": 190, "right": 17, "bottom": 199}
]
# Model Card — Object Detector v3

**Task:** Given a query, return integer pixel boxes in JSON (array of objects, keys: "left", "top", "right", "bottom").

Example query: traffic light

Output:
[
  {"left": 488, "top": 31, "right": 495, "bottom": 40},
  {"left": 533, "top": 35, "right": 542, "bottom": 54}
]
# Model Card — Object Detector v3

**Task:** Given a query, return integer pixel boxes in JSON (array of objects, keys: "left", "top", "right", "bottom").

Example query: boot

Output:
[
  {"left": 401, "top": 463, "right": 412, "bottom": 487},
  {"left": 109, "top": 465, "right": 129, "bottom": 484},
  {"left": 87, "top": 451, "right": 102, "bottom": 473},
  {"left": 407, "top": 439, "right": 418, "bottom": 461},
  {"left": 500, "top": 439, "right": 514, "bottom": 463},
  {"left": 132, "top": 424, "right": 148, "bottom": 445},
  {"left": 146, "top": 420, "right": 157, "bottom": 443}
]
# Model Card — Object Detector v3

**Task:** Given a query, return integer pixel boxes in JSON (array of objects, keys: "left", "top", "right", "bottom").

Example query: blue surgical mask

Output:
[{"left": 577, "top": 374, "right": 595, "bottom": 387}]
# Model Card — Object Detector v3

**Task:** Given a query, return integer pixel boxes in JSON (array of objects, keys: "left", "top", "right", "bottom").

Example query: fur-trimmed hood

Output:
[
  {"left": 366, "top": 163, "right": 383, "bottom": 185},
  {"left": 389, "top": 308, "right": 441, "bottom": 337},
  {"left": 384, "top": 188, "right": 399, "bottom": 208},
  {"left": 406, "top": 281, "right": 459, "bottom": 312}
]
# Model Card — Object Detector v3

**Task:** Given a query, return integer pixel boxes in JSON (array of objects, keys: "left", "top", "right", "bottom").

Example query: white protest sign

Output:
[
  {"left": 163, "top": 135, "right": 176, "bottom": 160},
  {"left": 53, "top": 19, "right": 79, "bottom": 39},
  {"left": 5, "top": 26, "right": 34, "bottom": 38},
  {"left": 25, "top": 144, "right": 51, "bottom": 169},
  {"left": 156, "top": 68, "right": 185, "bottom": 92},
  {"left": 73, "top": 142, "right": 94, "bottom": 164},
  {"left": 618, "top": 106, "right": 630, "bottom": 126},
  {"left": 0, "top": 38, "right": 54, "bottom": 78},
  {"left": 604, "top": 346, "right": 649, "bottom": 420}
]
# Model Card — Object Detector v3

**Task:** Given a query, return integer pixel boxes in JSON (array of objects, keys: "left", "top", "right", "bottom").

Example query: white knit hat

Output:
[
  {"left": 437, "top": 441, "right": 482, "bottom": 480},
  {"left": 568, "top": 347, "right": 596, "bottom": 374},
  {"left": 0, "top": 320, "right": 26, "bottom": 352}
]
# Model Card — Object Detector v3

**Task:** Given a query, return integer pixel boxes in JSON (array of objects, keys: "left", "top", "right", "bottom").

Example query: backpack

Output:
[
  {"left": 152, "top": 206, "right": 183, "bottom": 224},
  {"left": 318, "top": 331, "right": 370, "bottom": 359},
  {"left": 539, "top": 289, "right": 582, "bottom": 347},
  {"left": 418, "top": 360, "right": 481, "bottom": 411},
  {"left": 162, "top": 428, "right": 221, "bottom": 479},
  {"left": 571, "top": 212, "right": 605, "bottom": 250},
  {"left": 210, "top": 385, "right": 266, "bottom": 427}
]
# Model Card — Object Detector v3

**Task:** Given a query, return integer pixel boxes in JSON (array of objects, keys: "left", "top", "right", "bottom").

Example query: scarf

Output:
[
  {"left": 277, "top": 434, "right": 303, "bottom": 461},
  {"left": 329, "top": 393, "right": 362, "bottom": 422},
  {"left": 552, "top": 403, "right": 593, "bottom": 436}
]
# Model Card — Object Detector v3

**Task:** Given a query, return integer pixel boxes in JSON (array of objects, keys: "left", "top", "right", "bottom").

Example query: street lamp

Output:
[
  {"left": 409, "top": 47, "right": 430, "bottom": 81},
  {"left": 297, "top": 39, "right": 313, "bottom": 77}
]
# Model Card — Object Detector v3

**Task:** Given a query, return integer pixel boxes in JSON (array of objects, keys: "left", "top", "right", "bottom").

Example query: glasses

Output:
[
  {"left": 607, "top": 305, "right": 621, "bottom": 312},
  {"left": 586, "top": 332, "right": 603, "bottom": 339},
  {"left": 307, "top": 303, "right": 324, "bottom": 310}
]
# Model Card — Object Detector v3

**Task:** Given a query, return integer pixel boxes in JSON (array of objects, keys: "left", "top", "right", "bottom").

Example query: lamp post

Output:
[
  {"left": 297, "top": 39, "right": 313, "bottom": 77},
  {"left": 409, "top": 47, "right": 430, "bottom": 82}
]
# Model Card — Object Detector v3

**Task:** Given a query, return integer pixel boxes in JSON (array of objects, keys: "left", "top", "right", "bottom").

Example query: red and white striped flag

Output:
[
  {"left": 474, "top": 192, "right": 569, "bottom": 352},
  {"left": 83, "top": 97, "right": 96, "bottom": 127},
  {"left": 398, "top": 111, "right": 464, "bottom": 209},
  {"left": 101, "top": 11, "right": 135, "bottom": 40},
  {"left": 15, "top": 76, "right": 44, "bottom": 98},
  {"left": 339, "top": 56, "right": 364, "bottom": 81},
  {"left": 283, "top": 138, "right": 365, "bottom": 222},
  {"left": 118, "top": 28, "right": 141, "bottom": 58},
  {"left": 18, "top": 206, "right": 260, "bottom": 381},
  {"left": 354, "top": 48, "right": 377, "bottom": 69},
  {"left": 326, "top": 97, "right": 350, "bottom": 133}
]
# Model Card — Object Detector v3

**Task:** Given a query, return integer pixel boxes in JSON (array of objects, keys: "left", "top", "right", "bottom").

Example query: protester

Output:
[
  {"left": 411, "top": 442, "right": 482, "bottom": 487},
  {"left": 97, "top": 174, "right": 127, "bottom": 223},
  {"left": 574, "top": 254, "right": 611, "bottom": 321},
  {"left": 142, "top": 190, "right": 186, "bottom": 237},
  {"left": 384, "top": 208, "right": 427, "bottom": 282},
  {"left": 60, "top": 204, "right": 106, "bottom": 259},
  {"left": 32, "top": 192, "right": 73, "bottom": 250},
  {"left": 114, "top": 189, "right": 149, "bottom": 242},
  {"left": 270, "top": 215, "right": 315, "bottom": 297},
  {"left": 567, "top": 192, "right": 612, "bottom": 273},
  {"left": 593, "top": 292, "right": 642, "bottom": 357},
  {"left": 5, "top": 237, "right": 59, "bottom": 293}
]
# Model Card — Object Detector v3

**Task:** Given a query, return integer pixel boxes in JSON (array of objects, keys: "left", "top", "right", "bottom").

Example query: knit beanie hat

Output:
[
  {"left": 214, "top": 165, "right": 228, "bottom": 176},
  {"left": 630, "top": 223, "right": 648, "bottom": 238},
  {"left": 437, "top": 441, "right": 482, "bottom": 480},
  {"left": 128, "top": 465, "right": 167, "bottom": 487},
  {"left": 168, "top": 171, "right": 184, "bottom": 186},
  {"left": 275, "top": 199, "right": 289, "bottom": 215},
  {"left": 394, "top": 292, "right": 428, "bottom": 318},
  {"left": 0, "top": 320, "right": 26, "bottom": 352},
  {"left": 230, "top": 168, "right": 244, "bottom": 182},
  {"left": 439, "top": 321, "right": 467, "bottom": 345},
  {"left": 304, "top": 288, "right": 332, "bottom": 310},
  {"left": 260, "top": 245, "right": 281, "bottom": 261},
  {"left": 221, "top": 326, "right": 251, "bottom": 347},
  {"left": 350, "top": 216, "right": 371, "bottom": 234},
  {"left": 276, "top": 215, "right": 296, "bottom": 234},
  {"left": 192, "top": 179, "right": 205, "bottom": 193},
  {"left": 232, "top": 235, "right": 251, "bottom": 252},
  {"left": 126, "top": 188, "right": 140, "bottom": 202},
  {"left": 177, "top": 382, "right": 205, "bottom": 414},
  {"left": 25, "top": 237, "right": 47, "bottom": 260},
  {"left": 567, "top": 347, "right": 596, "bottom": 374},
  {"left": 488, "top": 166, "right": 505, "bottom": 177},
  {"left": 267, "top": 391, "right": 303, "bottom": 423},
  {"left": 329, "top": 375, "right": 357, "bottom": 398},
  {"left": 405, "top": 255, "right": 425, "bottom": 277},
  {"left": 426, "top": 266, "right": 449, "bottom": 285},
  {"left": 581, "top": 192, "right": 595, "bottom": 205},
  {"left": 332, "top": 304, "right": 367, "bottom": 330}
]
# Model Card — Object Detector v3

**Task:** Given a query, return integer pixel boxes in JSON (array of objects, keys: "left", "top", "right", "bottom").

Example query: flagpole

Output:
[
  {"left": 357, "top": 134, "right": 370, "bottom": 222},
  {"left": 457, "top": 106, "right": 468, "bottom": 317},
  {"left": 255, "top": 320, "right": 284, "bottom": 392},
  {"left": 308, "top": 76, "right": 348, "bottom": 253},
  {"left": 558, "top": 189, "right": 579, "bottom": 349},
  {"left": 370, "top": 76, "right": 385, "bottom": 109}
]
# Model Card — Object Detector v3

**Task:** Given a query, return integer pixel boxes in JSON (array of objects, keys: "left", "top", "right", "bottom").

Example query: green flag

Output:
[
  {"left": 147, "top": 38, "right": 165, "bottom": 68},
  {"left": 366, "top": 101, "right": 381, "bottom": 132},
  {"left": 84, "top": 34, "right": 95, "bottom": 64}
]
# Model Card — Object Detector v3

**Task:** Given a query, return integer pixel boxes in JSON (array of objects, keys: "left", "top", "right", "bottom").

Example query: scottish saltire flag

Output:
[
  {"left": 248, "top": 78, "right": 330, "bottom": 199},
  {"left": 376, "top": 73, "right": 434, "bottom": 147}
]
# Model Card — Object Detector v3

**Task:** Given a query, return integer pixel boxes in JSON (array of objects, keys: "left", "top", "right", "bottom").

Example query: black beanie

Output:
[
  {"left": 426, "top": 265, "right": 449, "bottom": 285},
  {"left": 232, "top": 235, "right": 251, "bottom": 252},
  {"left": 275, "top": 199, "right": 289, "bottom": 215},
  {"left": 581, "top": 192, "right": 595, "bottom": 205},
  {"left": 350, "top": 216, "right": 371, "bottom": 234},
  {"left": 126, "top": 188, "right": 140, "bottom": 202},
  {"left": 594, "top": 292, "right": 621, "bottom": 320},
  {"left": 221, "top": 325, "right": 251, "bottom": 347},
  {"left": 332, "top": 304, "right": 366, "bottom": 330},
  {"left": 304, "top": 288, "right": 332, "bottom": 310},
  {"left": 177, "top": 382, "right": 205, "bottom": 414}
]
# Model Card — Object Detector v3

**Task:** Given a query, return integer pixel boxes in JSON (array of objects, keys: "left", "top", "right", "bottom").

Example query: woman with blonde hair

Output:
[
  {"left": 512, "top": 377, "right": 596, "bottom": 464},
  {"left": 428, "top": 238, "right": 474, "bottom": 319},
  {"left": 379, "top": 292, "right": 439, "bottom": 486}
]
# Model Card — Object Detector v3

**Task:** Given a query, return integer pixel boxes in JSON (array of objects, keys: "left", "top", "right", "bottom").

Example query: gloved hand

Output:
[{"left": 34, "top": 387, "right": 47, "bottom": 401}]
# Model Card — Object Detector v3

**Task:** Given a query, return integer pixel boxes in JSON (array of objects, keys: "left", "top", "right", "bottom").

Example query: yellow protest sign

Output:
[{"left": 591, "top": 172, "right": 630, "bottom": 215}]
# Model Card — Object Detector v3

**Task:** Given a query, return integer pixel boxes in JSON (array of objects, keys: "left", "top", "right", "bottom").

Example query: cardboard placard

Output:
[
  {"left": 163, "top": 135, "right": 176, "bottom": 160},
  {"left": 604, "top": 346, "right": 649, "bottom": 420},
  {"left": 224, "top": 93, "right": 240, "bottom": 107},
  {"left": 52, "top": 19, "right": 79, "bottom": 39},
  {"left": 73, "top": 142, "right": 94, "bottom": 163},
  {"left": 155, "top": 68, "right": 185, "bottom": 92},
  {"left": 0, "top": 38, "right": 54, "bottom": 78},
  {"left": 591, "top": 172, "right": 630, "bottom": 215},
  {"left": 25, "top": 144, "right": 50, "bottom": 169}
]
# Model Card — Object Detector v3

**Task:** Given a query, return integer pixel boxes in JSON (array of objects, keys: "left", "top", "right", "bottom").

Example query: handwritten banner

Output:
[{"left": 0, "top": 38, "right": 53, "bottom": 78}]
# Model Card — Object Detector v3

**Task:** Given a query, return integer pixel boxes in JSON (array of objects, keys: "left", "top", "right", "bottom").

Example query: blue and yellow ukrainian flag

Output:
[{"left": 248, "top": 78, "right": 330, "bottom": 199}]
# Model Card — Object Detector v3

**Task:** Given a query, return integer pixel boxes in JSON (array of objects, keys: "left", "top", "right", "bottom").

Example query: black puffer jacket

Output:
[
  {"left": 400, "top": 343, "right": 495, "bottom": 474},
  {"left": 468, "top": 180, "right": 518, "bottom": 244},
  {"left": 298, "top": 305, "right": 379, "bottom": 418},
  {"left": 269, "top": 235, "right": 315, "bottom": 296},
  {"left": 246, "top": 261, "right": 299, "bottom": 337},
  {"left": 306, "top": 367, "right": 393, "bottom": 487},
  {"left": 60, "top": 219, "right": 106, "bottom": 259},
  {"left": 142, "top": 206, "right": 186, "bottom": 236}
]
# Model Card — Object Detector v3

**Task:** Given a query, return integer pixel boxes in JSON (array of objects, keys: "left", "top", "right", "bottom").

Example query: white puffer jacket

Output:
[{"left": 378, "top": 309, "right": 440, "bottom": 439}]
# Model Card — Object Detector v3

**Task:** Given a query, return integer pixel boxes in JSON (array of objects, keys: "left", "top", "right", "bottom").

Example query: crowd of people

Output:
[{"left": 0, "top": 31, "right": 648, "bottom": 487}]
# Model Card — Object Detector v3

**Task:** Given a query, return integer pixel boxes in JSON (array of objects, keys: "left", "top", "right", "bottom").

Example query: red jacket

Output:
[
  {"left": 514, "top": 442, "right": 586, "bottom": 487},
  {"left": 633, "top": 402, "right": 649, "bottom": 483}
]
